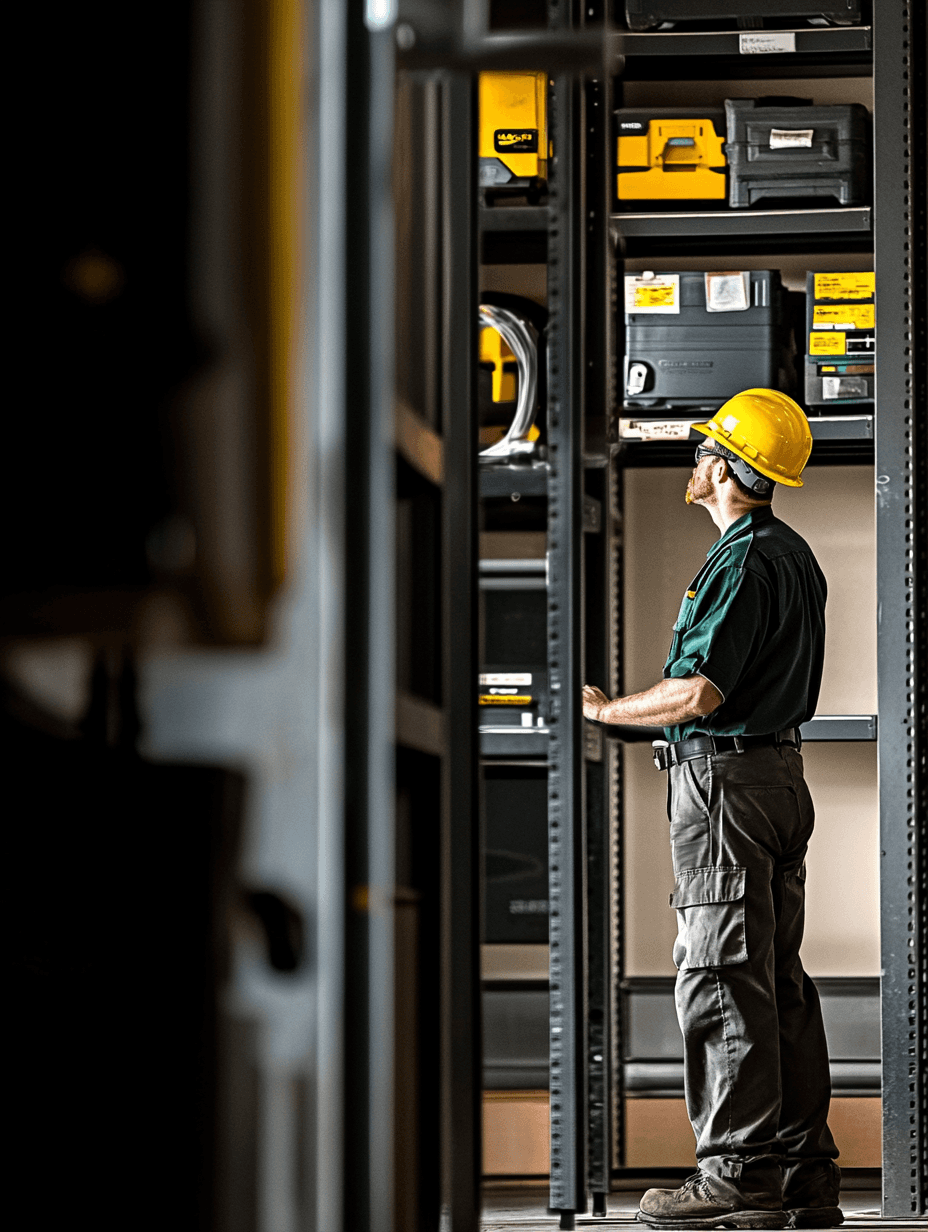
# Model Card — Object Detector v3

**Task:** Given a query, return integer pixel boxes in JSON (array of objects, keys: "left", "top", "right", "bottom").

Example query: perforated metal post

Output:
[
  {"left": 546, "top": 64, "right": 587, "bottom": 1227},
  {"left": 582, "top": 61, "right": 621, "bottom": 1216},
  {"left": 874, "top": 0, "right": 927, "bottom": 1217}
]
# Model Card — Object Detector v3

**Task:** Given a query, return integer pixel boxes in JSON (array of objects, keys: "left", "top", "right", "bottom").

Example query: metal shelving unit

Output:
[
  {"left": 583, "top": 0, "right": 924, "bottom": 1221},
  {"left": 417, "top": 0, "right": 924, "bottom": 1224}
]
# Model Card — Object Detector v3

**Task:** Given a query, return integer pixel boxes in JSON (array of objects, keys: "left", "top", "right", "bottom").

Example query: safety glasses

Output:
[{"left": 694, "top": 444, "right": 731, "bottom": 464}]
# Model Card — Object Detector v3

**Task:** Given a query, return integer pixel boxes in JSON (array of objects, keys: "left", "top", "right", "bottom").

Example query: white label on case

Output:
[
  {"left": 739, "top": 31, "right": 796, "bottom": 54},
  {"left": 479, "top": 672, "right": 532, "bottom": 686},
  {"left": 705, "top": 272, "right": 750, "bottom": 313},
  {"left": 619, "top": 420, "right": 693, "bottom": 442},
  {"left": 769, "top": 128, "right": 815, "bottom": 149}
]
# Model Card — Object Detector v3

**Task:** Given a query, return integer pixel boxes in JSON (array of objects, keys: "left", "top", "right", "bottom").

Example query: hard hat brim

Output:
[{"left": 691, "top": 421, "right": 805, "bottom": 488}]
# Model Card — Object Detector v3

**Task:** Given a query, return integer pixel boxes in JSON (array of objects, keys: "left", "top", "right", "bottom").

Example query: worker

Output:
[{"left": 582, "top": 390, "right": 841, "bottom": 1231}]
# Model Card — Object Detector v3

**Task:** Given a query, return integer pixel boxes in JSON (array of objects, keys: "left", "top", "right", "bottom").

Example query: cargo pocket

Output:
[{"left": 670, "top": 865, "right": 748, "bottom": 970}]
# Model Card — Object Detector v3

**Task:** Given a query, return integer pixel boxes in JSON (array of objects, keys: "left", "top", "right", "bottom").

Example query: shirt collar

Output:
[{"left": 707, "top": 505, "right": 774, "bottom": 559}]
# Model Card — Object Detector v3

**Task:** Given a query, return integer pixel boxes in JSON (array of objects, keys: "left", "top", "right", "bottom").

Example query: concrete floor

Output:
[{"left": 482, "top": 1185, "right": 925, "bottom": 1230}]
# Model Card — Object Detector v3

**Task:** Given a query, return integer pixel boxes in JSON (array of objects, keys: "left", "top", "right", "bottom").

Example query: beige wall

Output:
[
  {"left": 622, "top": 467, "right": 878, "bottom": 977},
  {"left": 482, "top": 1094, "right": 880, "bottom": 1174}
]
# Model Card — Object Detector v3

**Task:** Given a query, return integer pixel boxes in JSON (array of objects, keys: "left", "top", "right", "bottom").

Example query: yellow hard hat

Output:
[{"left": 693, "top": 388, "right": 813, "bottom": 488}]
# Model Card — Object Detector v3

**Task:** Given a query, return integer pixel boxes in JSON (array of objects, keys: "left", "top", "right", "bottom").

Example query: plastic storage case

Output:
[
  {"left": 804, "top": 271, "right": 875, "bottom": 407},
  {"left": 623, "top": 269, "right": 787, "bottom": 410},
  {"left": 624, "top": 1, "right": 861, "bottom": 31},
  {"left": 725, "top": 97, "right": 870, "bottom": 208},
  {"left": 478, "top": 72, "right": 548, "bottom": 191},
  {"left": 616, "top": 108, "right": 727, "bottom": 205}
]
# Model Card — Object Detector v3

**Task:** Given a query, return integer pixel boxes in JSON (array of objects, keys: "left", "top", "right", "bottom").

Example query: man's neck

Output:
[{"left": 707, "top": 499, "right": 769, "bottom": 536}]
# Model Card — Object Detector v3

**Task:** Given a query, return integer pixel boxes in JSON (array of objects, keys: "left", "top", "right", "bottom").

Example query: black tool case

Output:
[
  {"left": 804, "top": 270, "right": 875, "bottom": 407},
  {"left": 623, "top": 269, "right": 788, "bottom": 410},
  {"left": 624, "top": 1, "right": 861, "bottom": 31},
  {"left": 725, "top": 97, "right": 870, "bottom": 208}
]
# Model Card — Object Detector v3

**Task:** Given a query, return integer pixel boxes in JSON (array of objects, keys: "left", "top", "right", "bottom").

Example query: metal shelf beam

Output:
[
  {"left": 614, "top": 26, "right": 871, "bottom": 60},
  {"left": 611, "top": 206, "right": 871, "bottom": 240}
]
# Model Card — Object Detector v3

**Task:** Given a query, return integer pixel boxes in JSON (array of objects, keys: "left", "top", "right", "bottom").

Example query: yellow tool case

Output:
[
  {"left": 479, "top": 72, "right": 548, "bottom": 191},
  {"left": 616, "top": 108, "right": 727, "bottom": 204},
  {"left": 805, "top": 271, "right": 875, "bottom": 406}
]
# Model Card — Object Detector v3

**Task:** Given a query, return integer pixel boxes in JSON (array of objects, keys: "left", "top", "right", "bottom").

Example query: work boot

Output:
[
  {"left": 781, "top": 1159, "right": 843, "bottom": 1229},
  {"left": 637, "top": 1171, "right": 786, "bottom": 1229}
]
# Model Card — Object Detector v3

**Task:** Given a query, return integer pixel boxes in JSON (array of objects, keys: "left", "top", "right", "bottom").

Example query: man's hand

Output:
[
  {"left": 581, "top": 676, "right": 723, "bottom": 727},
  {"left": 583, "top": 685, "right": 609, "bottom": 722}
]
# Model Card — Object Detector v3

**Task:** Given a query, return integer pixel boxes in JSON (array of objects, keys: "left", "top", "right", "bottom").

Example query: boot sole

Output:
[
  {"left": 786, "top": 1208, "right": 843, "bottom": 1229},
  {"left": 636, "top": 1212, "right": 786, "bottom": 1230}
]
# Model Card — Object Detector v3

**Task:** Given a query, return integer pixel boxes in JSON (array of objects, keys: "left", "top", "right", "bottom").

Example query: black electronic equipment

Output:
[
  {"left": 623, "top": 269, "right": 788, "bottom": 410},
  {"left": 725, "top": 97, "right": 870, "bottom": 209}
]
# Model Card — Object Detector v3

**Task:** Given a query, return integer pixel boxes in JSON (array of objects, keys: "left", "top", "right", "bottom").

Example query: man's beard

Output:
[{"left": 686, "top": 468, "right": 714, "bottom": 505}]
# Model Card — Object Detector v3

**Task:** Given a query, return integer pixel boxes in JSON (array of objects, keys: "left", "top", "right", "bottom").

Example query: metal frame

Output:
[
  {"left": 546, "top": 61, "right": 588, "bottom": 1229},
  {"left": 874, "top": 0, "right": 927, "bottom": 1217},
  {"left": 342, "top": 8, "right": 397, "bottom": 1232},
  {"left": 440, "top": 71, "right": 482, "bottom": 1232}
]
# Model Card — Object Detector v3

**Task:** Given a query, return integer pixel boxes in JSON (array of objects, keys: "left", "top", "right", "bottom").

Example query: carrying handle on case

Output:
[{"left": 478, "top": 304, "right": 539, "bottom": 460}]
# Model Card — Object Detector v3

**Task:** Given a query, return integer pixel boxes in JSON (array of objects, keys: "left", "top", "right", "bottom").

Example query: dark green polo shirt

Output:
[{"left": 662, "top": 506, "right": 827, "bottom": 742}]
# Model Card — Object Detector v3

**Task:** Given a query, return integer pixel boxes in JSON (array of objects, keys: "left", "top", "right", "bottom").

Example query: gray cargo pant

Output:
[{"left": 667, "top": 743, "right": 839, "bottom": 1202}]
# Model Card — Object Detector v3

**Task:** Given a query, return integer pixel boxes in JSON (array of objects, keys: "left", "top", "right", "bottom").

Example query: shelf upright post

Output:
[
  {"left": 546, "top": 48, "right": 588, "bottom": 1228},
  {"left": 341, "top": 5, "right": 397, "bottom": 1232},
  {"left": 581, "top": 61, "right": 622, "bottom": 1215},
  {"left": 874, "top": 0, "right": 927, "bottom": 1218},
  {"left": 439, "top": 69, "right": 482, "bottom": 1232}
]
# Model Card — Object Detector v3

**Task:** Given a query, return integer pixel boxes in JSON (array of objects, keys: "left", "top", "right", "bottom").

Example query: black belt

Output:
[{"left": 652, "top": 728, "right": 801, "bottom": 772}]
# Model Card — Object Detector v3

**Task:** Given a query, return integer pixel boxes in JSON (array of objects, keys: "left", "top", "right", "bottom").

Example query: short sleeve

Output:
[{"left": 666, "top": 566, "right": 771, "bottom": 702}]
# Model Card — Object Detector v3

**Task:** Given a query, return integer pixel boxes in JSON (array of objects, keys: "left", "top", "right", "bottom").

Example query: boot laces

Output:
[{"left": 682, "top": 1172, "right": 715, "bottom": 1202}]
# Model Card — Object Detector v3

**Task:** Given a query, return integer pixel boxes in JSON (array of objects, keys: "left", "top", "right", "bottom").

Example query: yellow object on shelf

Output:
[
  {"left": 617, "top": 111, "right": 726, "bottom": 202},
  {"left": 480, "top": 323, "right": 518, "bottom": 403},
  {"left": 479, "top": 72, "right": 548, "bottom": 189}
]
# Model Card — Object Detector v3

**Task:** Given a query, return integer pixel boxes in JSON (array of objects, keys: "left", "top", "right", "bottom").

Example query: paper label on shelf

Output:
[
  {"left": 813, "top": 303, "right": 875, "bottom": 329},
  {"left": 810, "top": 331, "right": 847, "bottom": 356},
  {"left": 479, "top": 672, "right": 532, "bottom": 686},
  {"left": 705, "top": 271, "right": 749, "bottom": 312},
  {"left": 814, "top": 272, "right": 875, "bottom": 300},
  {"left": 739, "top": 31, "right": 796, "bottom": 54},
  {"left": 479, "top": 694, "right": 533, "bottom": 705},
  {"left": 769, "top": 128, "right": 814, "bottom": 149},
  {"left": 625, "top": 274, "right": 680, "bottom": 314},
  {"left": 620, "top": 419, "right": 693, "bottom": 442}
]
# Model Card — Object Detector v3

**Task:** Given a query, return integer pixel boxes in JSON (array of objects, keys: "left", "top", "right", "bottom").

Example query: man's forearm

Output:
[{"left": 593, "top": 675, "right": 722, "bottom": 727}]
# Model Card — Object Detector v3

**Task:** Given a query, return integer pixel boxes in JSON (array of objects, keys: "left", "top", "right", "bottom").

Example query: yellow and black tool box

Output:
[
  {"left": 624, "top": 1, "right": 861, "bottom": 31},
  {"left": 479, "top": 72, "right": 548, "bottom": 191},
  {"left": 616, "top": 109, "right": 727, "bottom": 205},
  {"left": 805, "top": 271, "right": 875, "bottom": 407}
]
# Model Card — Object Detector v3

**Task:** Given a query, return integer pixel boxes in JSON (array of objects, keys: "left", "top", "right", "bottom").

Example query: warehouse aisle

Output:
[{"left": 481, "top": 1185, "right": 922, "bottom": 1230}]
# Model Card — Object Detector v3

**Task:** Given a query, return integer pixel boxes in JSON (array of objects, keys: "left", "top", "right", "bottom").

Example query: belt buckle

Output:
[{"left": 652, "top": 740, "right": 670, "bottom": 771}]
